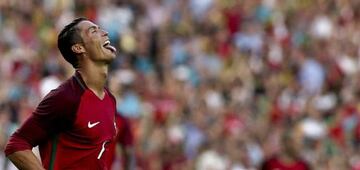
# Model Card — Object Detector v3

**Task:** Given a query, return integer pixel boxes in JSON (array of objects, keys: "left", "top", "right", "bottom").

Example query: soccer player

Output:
[{"left": 4, "top": 17, "right": 118, "bottom": 169}]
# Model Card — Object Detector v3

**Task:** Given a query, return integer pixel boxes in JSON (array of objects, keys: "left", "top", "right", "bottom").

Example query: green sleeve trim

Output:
[{"left": 49, "top": 135, "right": 59, "bottom": 170}]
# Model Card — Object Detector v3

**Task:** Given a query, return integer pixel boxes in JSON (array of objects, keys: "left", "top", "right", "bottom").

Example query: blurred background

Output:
[{"left": 1, "top": 0, "right": 360, "bottom": 169}]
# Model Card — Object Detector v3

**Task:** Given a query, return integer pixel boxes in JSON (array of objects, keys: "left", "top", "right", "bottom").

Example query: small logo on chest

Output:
[{"left": 88, "top": 121, "right": 100, "bottom": 128}]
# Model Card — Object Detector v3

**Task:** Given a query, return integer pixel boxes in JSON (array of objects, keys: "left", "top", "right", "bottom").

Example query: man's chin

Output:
[
  {"left": 104, "top": 56, "right": 116, "bottom": 64},
  {"left": 97, "top": 55, "right": 116, "bottom": 65},
  {"left": 106, "top": 51, "right": 116, "bottom": 60}
]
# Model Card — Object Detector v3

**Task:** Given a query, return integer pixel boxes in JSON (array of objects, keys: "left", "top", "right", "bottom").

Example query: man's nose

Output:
[{"left": 102, "top": 29, "right": 108, "bottom": 36}]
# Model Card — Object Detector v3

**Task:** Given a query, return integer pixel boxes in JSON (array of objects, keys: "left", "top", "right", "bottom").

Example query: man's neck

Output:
[{"left": 77, "top": 61, "right": 108, "bottom": 99}]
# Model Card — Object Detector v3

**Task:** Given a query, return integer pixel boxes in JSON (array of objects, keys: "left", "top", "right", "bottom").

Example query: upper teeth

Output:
[{"left": 104, "top": 40, "right": 110, "bottom": 46}]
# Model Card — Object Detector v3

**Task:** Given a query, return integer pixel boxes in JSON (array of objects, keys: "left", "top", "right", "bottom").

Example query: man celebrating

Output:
[{"left": 4, "top": 18, "right": 118, "bottom": 170}]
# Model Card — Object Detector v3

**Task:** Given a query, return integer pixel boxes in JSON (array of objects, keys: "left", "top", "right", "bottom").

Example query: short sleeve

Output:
[{"left": 5, "top": 84, "right": 80, "bottom": 156}]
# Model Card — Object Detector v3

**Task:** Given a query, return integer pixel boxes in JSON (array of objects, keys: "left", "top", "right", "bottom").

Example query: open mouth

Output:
[{"left": 103, "top": 40, "right": 116, "bottom": 53}]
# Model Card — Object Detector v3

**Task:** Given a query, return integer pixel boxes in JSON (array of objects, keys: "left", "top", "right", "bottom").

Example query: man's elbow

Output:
[{"left": 4, "top": 134, "right": 33, "bottom": 157}]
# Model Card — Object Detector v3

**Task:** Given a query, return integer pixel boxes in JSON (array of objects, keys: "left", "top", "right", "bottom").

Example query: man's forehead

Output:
[{"left": 77, "top": 20, "right": 98, "bottom": 31}]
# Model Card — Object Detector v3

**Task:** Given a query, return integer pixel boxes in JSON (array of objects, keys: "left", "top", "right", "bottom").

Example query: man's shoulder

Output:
[
  {"left": 105, "top": 87, "right": 116, "bottom": 103},
  {"left": 34, "top": 75, "right": 84, "bottom": 117},
  {"left": 40, "top": 75, "right": 84, "bottom": 106}
]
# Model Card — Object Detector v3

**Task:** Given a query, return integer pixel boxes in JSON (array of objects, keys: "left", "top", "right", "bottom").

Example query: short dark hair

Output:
[{"left": 57, "top": 17, "right": 88, "bottom": 68}]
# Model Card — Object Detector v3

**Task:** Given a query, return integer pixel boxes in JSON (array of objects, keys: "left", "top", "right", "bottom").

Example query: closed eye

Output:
[{"left": 88, "top": 26, "right": 100, "bottom": 34}]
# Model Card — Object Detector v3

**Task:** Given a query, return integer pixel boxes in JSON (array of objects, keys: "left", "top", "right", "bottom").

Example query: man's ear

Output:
[{"left": 71, "top": 44, "right": 86, "bottom": 54}]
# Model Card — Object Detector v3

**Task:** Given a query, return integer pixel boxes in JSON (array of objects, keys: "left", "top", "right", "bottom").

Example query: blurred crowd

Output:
[{"left": 1, "top": 0, "right": 360, "bottom": 169}]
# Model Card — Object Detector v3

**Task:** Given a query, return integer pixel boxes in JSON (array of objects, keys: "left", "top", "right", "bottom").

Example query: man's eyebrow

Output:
[{"left": 87, "top": 25, "right": 99, "bottom": 32}]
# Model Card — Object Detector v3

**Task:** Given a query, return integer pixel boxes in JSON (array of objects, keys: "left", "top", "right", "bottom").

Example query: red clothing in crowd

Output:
[{"left": 261, "top": 156, "right": 310, "bottom": 170}]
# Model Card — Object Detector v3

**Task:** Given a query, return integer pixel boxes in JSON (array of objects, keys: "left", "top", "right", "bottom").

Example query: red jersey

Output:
[{"left": 5, "top": 71, "right": 117, "bottom": 170}]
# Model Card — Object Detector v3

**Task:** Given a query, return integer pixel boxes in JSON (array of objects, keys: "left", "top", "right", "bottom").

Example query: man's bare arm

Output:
[{"left": 7, "top": 150, "right": 45, "bottom": 170}]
